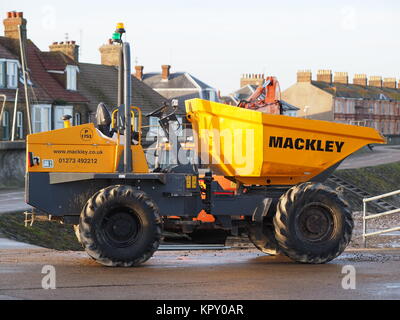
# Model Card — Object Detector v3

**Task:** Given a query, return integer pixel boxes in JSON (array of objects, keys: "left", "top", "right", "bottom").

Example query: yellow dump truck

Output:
[{"left": 25, "top": 37, "right": 385, "bottom": 267}]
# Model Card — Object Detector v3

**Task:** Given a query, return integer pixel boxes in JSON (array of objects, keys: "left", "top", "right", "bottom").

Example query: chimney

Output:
[
  {"left": 353, "top": 74, "right": 367, "bottom": 86},
  {"left": 161, "top": 65, "right": 171, "bottom": 80},
  {"left": 3, "top": 11, "right": 27, "bottom": 40},
  {"left": 297, "top": 70, "right": 312, "bottom": 83},
  {"left": 334, "top": 72, "right": 348, "bottom": 85},
  {"left": 369, "top": 76, "right": 382, "bottom": 88},
  {"left": 99, "top": 40, "right": 121, "bottom": 66},
  {"left": 240, "top": 73, "right": 264, "bottom": 87},
  {"left": 383, "top": 77, "right": 397, "bottom": 89},
  {"left": 135, "top": 65, "right": 144, "bottom": 80},
  {"left": 317, "top": 70, "right": 332, "bottom": 83},
  {"left": 49, "top": 40, "right": 79, "bottom": 62}
]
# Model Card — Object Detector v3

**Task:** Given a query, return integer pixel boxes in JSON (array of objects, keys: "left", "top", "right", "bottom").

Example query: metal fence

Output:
[{"left": 363, "top": 189, "right": 400, "bottom": 247}]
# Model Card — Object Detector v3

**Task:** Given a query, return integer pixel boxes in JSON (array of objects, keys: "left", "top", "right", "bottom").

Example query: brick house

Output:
[
  {"left": 0, "top": 12, "right": 169, "bottom": 187},
  {"left": 282, "top": 70, "right": 400, "bottom": 142},
  {"left": 0, "top": 12, "right": 89, "bottom": 141},
  {"left": 81, "top": 40, "right": 168, "bottom": 144}
]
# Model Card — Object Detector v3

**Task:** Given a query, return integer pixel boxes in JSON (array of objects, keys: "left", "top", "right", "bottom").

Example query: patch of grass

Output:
[
  {"left": 0, "top": 213, "right": 82, "bottom": 251},
  {"left": 333, "top": 162, "right": 400, "bottom": 211}
]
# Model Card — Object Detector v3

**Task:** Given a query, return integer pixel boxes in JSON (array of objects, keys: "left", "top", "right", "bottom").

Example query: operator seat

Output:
[{"left": 95, "top": 102, "right": 112, "bottom": 137}]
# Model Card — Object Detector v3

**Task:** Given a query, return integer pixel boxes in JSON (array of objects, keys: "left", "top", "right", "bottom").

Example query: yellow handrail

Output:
[{"left": 111, "top": 106, "right": 142, "bottom": 144}]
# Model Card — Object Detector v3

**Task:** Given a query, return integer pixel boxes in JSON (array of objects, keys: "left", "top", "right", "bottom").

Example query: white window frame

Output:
[
  {"left": 65, "top": 65, "right": 79, "bottom": 91},
  {"left": 2, "top": 110, "right": 10, "bottom": 140},
  {"left": 6, "top": 61, "right": 18, "bottom": 89},
  {"left": 32, "top": 104, "right": 52, "bottom": 133},
  {"left": 16, "top": 111, "right": 23, "bottom": 139},
  {"left": 0, "top": 61, "right": 6, "bottom": 88},
  {"left": 74, "top": 112, "right": 81, "bottom": 126},
  {"left": 54, "top": 105, "right": 73, "bottom": 130}
]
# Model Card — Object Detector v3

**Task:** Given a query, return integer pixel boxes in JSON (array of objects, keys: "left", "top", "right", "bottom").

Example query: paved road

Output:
[
  {"left": 0, "top": 189, "right": 31, "bottom": 215},
  {"left": 0, "top": 248, "right": 399, "bottom": 300},
  {"left": 338, "top": 145, "right": 400, "bottom": 170}
]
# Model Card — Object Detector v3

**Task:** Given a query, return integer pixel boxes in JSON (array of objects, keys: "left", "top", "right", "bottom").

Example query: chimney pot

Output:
[
  {"left": 135, "top": 65, "right": 144, "bottom": 80},
  {"left": 317, "top": 70, "right": 332, "bottom": 83},
  {"left": 297, "top": 70, "right": 312, "bottom": 83},
  {"left": 99, "top": 42, "right": 121, "bottom": 66},
  {"left": 161, "top": 65, "right": 171, "bottom": 80},
  {"left": 50, "top": 40, "right": 80, "bottom": 62},
  {"left": 383, "top": 78, "right": 397, "bottom": 89},
  {"left": 369, "top": 76, "right": 382, "bottom": 88},
  {"left": 4, "top": 11, "right": 27, "bottom": 39},
  {"left": 353, "top": 74, "right": 367, "bottom": 86},
  {"left": 334, "top": 72, "right": 349, "bottom": 85}
]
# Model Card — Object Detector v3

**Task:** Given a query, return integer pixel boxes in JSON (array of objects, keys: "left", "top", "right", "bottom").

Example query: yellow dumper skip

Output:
[{"left": 186, "top": 99, "right": 385, "bottom": 186}]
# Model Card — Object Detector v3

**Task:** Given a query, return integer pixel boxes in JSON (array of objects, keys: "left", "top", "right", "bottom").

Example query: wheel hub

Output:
[
  {"left": 297, "top": 204, "right": 334, "bottom": 242},
  {"left": 102, "top": 209, "right": 141, "bottom": 248}
]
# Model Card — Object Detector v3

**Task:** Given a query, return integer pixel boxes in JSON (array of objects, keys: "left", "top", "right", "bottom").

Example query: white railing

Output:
[{"left": 363, "top": 189, "right": 400, "bottom": 247}]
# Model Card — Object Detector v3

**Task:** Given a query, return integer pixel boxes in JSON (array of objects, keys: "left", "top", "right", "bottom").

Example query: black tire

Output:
[
  {"left": 274, "top": 182, "right": 353, "bottom": 264},
  {"left": 247, "top": 220, "right": 280, "bottom": 255},
  {"left": 79, "top": 185, "right": 162, "bottom": 267}
]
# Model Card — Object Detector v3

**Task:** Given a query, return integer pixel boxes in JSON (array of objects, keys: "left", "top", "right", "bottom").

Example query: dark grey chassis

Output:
[
  {"left": 25, "top": 158, "right": 341, "bottom": 234},
  {"left": 25, "top": 171, "right": 286, "bottom": 234}
]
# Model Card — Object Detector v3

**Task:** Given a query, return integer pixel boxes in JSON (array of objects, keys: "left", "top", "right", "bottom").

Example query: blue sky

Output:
[{"left": 1, "top": 0, "right": 399, "bottom": 94}]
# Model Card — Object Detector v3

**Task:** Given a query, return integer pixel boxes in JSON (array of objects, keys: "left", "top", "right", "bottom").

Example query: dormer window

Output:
[
  {"left": 0, "top": 60, "right": 19, "bottom": 89},
  {"left": 7, "top": 61, "right": 18, "bottom": 88},
  {"left": 66, "top": 65, "right": 79, "bottom": 91}
]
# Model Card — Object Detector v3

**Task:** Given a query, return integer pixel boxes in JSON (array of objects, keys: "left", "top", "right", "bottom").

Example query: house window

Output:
[
  {"left": 0, "top": 61, "right": 6, "bottom": 88},
  {"left": 1, "top": 110, "right": 10, "bottom": 140},
  {"left": 66, "top": 65, "right": 79, "bottom": 91},
  {"left": 209, "top": 90, "right": 217, "bottom": 102},
  {"left": 6, "top": 61, "right": 18, "bottom": 88},
  {"left": 16, "top": 111, "right": 23, "bottom": 139},
  {"left": 75, "top": 112, "right": 81, "bottom": 126},
  {"left": 202, "top": 90, "right": 210, "bottom": 100},
  {"left": 32, "top": 104, "right": 51, "bottom": 133},
  {"left": 54, "top": 106, "right": 73, "bottom": 130}
]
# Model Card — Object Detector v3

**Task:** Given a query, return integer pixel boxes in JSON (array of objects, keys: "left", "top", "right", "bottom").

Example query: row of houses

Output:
[
  {"left": 3, "top": 11, "right": 398, "bottom": 146},
  {"left": 0, "top": 11, "right": 219, "bottom": 144},
  {"left": 1, "top": 11, "right": 400, "bottom": 188},
  {"left": 282, "top": 70, "right": 400, "bottom": 142}
]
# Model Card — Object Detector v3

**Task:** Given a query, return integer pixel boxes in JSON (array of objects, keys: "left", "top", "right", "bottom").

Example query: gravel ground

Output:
[{"left": 349, "top": 211, "right": 400, "bottom": 249}]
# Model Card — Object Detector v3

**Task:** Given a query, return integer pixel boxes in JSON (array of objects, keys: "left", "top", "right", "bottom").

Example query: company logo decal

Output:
[
  {"left": 269, "top": 136, "right": 345, "bottom": 153},
  {"left": 80, "top": 128, "right": 93, "bottom": 141}
]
